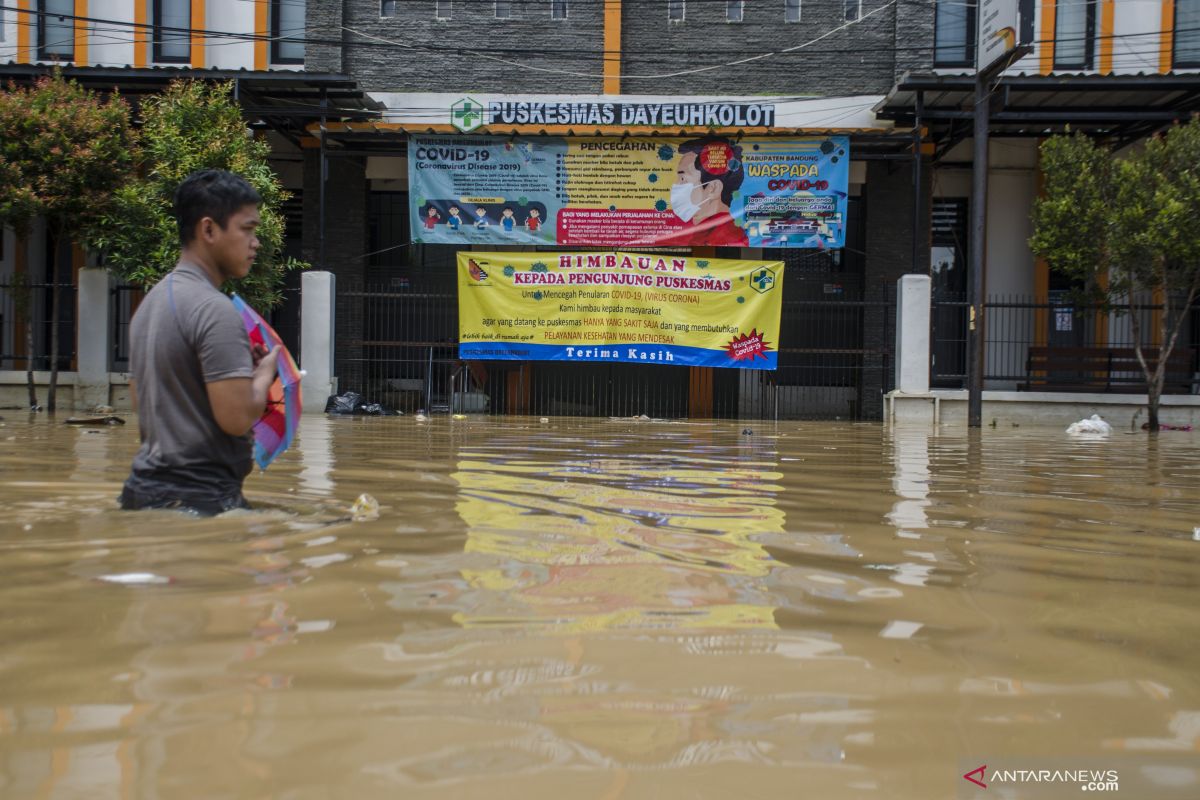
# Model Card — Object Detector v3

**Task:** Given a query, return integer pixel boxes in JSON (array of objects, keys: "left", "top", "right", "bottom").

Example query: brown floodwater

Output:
[{"left": 0, "top": 413, "right": 1197, "bottom": 799}]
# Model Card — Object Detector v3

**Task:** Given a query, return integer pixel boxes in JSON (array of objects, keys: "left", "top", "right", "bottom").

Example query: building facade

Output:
[{"left": 3, "top": 1, "right": 1197, "bottom": 413}]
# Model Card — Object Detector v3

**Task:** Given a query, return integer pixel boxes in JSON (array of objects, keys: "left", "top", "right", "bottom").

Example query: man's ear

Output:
[{"left": 198, "top": 217, "right": 216, "bottom": 242}]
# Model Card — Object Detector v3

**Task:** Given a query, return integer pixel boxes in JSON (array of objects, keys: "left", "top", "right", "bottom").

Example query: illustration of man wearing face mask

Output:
[{"left": 655, "top": 137, "right": 749, "bottom": 247}]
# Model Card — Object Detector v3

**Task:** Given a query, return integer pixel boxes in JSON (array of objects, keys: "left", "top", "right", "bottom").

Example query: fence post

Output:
[
  {"left": 886, "top": 274, "right": 938, "bottom": 424},
  {"left": 896, "top": 274, "right": 931, "bottom": 393},
  {"left": 76, "top": 266, "right": 111, "bottom": 410},
  {"left": 301, "top": 270, "right": 336, "bottom": 412}
]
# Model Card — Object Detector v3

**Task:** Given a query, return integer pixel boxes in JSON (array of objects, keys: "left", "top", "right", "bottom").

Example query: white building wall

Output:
[
  {"left": 0, "top": 5, "right": 18, "bottom": 62},
  {"left": 1007, "top": 0, "right": 1185, "bottom": 76},
  {"left": 0, "top": 1, "right": 284, "bottom": 69},
  {"left": 206, "top": 0, "right": 255, "bottom": 70},
  {"left": 87, "top": 0, "right": 137, "bottom": 67},
  {"left": 1113, "top": 0, "right": 1169, "bottom": 73}
]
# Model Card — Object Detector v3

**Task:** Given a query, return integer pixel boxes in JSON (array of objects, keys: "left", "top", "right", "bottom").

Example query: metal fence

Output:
[
  {"left": 0, "top": 281, "right": 77, "bottom": 371},
  {"left": 931, "top": 293, "right": 1200, "bottom": 391},
  {"left": 336, "top": 281, "right": 895, "bottom": 420}
]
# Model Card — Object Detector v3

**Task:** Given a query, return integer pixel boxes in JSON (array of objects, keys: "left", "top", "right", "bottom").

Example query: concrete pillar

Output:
[
  {"left": 896, "top": 274, "right": 931, "bottom": 393},
  {"left": 886, "top": 274, "right": 938, "bottom": 425},
  {"left": 76, "top": 267, "right": 111, "bottom": 410},
  {"left": 301, "top": 270, "right": 336, "bottom": 412}
]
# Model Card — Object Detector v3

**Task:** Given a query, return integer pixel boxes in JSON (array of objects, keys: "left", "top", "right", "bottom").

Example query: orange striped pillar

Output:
[
  {"left": 191, "top": 0, "right": 206, "bottom": 68},
  {"left": 74, "top": 0, "right": 87, "bottom": 64},
  {"left": 254, "top": 0, "right": 268, "bottom": 70},
  {"left": 603, "top": 0, "right": 621, "bottom": 94},
  {"left": 1039, "top": 0, "right": 1057, "bottom": 74},
  {"left": 16, "top": 0, "right": 31, "bottom": 63},
  {"left": 134, "top": 0, "right": 147, "bottom": 66},
  {"left": 1160, "top": 0, "right": 1175, "bottom": 73},
  {"left": 1099, "top": 0, "right": 1115, "bottom": 73}
]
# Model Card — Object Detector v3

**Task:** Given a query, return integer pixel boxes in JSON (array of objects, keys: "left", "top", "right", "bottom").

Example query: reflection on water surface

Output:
[{"left": 0, "top": 415, "right": 1198, "bottom": 798}]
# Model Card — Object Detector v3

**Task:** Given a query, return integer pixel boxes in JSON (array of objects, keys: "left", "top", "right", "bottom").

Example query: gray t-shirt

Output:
[{"left": 127, "top": 262, "right": 255, "bottom": 492}]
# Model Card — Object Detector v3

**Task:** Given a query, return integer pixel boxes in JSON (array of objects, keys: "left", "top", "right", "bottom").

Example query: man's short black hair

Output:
[
  {"left": 174, "top": 169, "right": 262, "bottom": 246},
  {"left": 679, "top": 137, "right": 744, "bottom": 207}
]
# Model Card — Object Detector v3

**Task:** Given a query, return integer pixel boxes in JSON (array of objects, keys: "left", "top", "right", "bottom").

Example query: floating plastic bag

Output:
[{"left": 1066, "top": 414, "right": 1112, "bottom": 435}]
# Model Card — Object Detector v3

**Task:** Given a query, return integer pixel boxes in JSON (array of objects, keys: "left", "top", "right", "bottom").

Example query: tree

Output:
[
  {"left": 93, "top": 80, "right": 304, "bottom": 312},
  {"left": 1031, "top": 122, "right": 1200, "bottom": 431},
  {"left": 0, "top": 71, "right": 137, "bottom": 411}
]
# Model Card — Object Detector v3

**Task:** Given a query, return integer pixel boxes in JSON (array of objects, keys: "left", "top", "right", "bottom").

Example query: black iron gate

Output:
[{"left": 337, "top": 280, "right": 894, "bottom": 420}]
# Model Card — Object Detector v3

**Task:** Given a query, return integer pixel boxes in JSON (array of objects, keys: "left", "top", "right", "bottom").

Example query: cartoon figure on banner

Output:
[
  {"left": 446, "top": 204, "right": 463, "bottom": 231},
  {"left": 422, "top": 205, "right": 441, "bottom": 230},
  {"left": 526, "top": 207, "right": 542, "bottom": 232},
  {"left": 474, "top": 207, "right": 490, "bottom": 228},
  {"left": 501, "top": 207, "right": 516, "bottom": 232},
  {"left": 657, "top": 136, "right": 749, "bottom": 247}
]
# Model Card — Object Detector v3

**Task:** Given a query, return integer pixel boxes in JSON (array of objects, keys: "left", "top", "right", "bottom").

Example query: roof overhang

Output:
[
  {"left": 0, "top": 63, "right": 384, "bottom": 144},
  {"left": 875, "top": 72, "right": 1200, "bottom": 152}
]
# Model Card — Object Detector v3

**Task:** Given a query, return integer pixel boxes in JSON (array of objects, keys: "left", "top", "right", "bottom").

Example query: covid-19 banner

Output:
[
  {"left": 413, "top": 135, "right": 848, "bottom": 249},
  {"left": 458, "top": 251, "right": 785, "bottom": 370}
]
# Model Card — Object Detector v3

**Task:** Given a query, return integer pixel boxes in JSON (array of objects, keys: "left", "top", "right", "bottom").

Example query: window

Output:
[
  {"left": 844, "top": 0, "right": 861, "bottom": 22},
  {"left": 551, "top": 0, "right": 567, "bottom": 20},
  {"left": 381, "top": 0, "right": 396, "bottom": 16},
  {"left": 1054, "top": 0, "right": 1095, "bottom": 70},
  {"left": 785, "top": 0, "right": 800, "bottom": 23},
  {"left": 668, "top": 0, "right": 684, "bottom": 21},
  {"left": 436, "top": 0, "right": 451, "bottom": 19},
  {"left": 38, "top": 0, "right": 74, "bottom": 61},
  {"left": 271, "top": 0, "right": 304, "bottom": 63},
  {"left": 153, "top": 0, "right": 190, "bottom": 63},
  {"left": 933, "top": 0, "right": 975, "bottom": 67},
  {"left": 1174, "top": 0, "right": 1200, "bottom": 67},
  {"left": 727, "top": 1, "right": 744, "bottom": 22},
  {"left": 496, "top": 0, "right": 512, "bottom": 18}
]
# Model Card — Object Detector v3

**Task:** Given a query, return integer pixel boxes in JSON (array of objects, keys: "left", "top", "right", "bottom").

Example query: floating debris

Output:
[
  {"left": 65, "top": 415, "right": 125, "bottom": 426},
  {"left": 96, "top": 572, "right": 172, "bottom": 586},
  {"left": 351, "top": 493, "right": 380, "bottom": 522},
  {"left": 1066, "top": 415, "right": 1111, "bottom": 435}
]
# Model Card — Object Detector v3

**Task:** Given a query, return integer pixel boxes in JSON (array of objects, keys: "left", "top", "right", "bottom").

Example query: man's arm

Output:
[{"left": 206, "top": 345, "right": 280, "bottom": 436}]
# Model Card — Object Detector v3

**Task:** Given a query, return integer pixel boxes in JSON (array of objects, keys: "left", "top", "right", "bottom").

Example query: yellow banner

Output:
[{"left": 457, "top": 251, "right": 784, "bottom": 370}]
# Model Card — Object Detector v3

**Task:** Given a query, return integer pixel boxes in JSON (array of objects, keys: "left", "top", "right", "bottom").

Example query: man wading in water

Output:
[{"left": 119, "top": 170, "right": 280, "bottom": 515}]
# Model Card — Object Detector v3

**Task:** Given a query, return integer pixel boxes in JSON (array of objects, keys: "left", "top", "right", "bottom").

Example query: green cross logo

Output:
[
  {"left": 451, "top": 97, "right": 484, "bottom": 132},
  {"left": 751, "top": 267, "right": 776, "bottom": 294}
]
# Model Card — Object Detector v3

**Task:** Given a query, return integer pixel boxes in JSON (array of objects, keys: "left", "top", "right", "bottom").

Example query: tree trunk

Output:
[
  {"left": 47, "top": 254, "right": 61, "bottom": 412},
  {"left": 47, "top": 230, "right": 63, "bottom": 410},
  {"left": 1146, "top": 383, "right": 1161, "bottom": 432},
  {"left": 1127, "top": 289, "right": 1157, "bottom": 431},
  {"left": 13, "top": 241, "right": 38, "bottom": 410},
  {"left": 25, "top": 313, "right": 37, "bottom": 410}
]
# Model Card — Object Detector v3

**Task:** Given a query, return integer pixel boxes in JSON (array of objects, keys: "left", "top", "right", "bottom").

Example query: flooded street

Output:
[{"left": 0, "top": 414, "right": 1198, "bottom": 798}]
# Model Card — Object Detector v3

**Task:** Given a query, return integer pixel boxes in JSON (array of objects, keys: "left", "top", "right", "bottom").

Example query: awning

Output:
[
  {"left": 0, "top": 63, "right": 383, "bottom": 145},
  {"left": 875, "top": 72, "right": 1200, "bottom": 155}
]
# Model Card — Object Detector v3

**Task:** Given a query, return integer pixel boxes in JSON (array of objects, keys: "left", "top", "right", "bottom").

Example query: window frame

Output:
[
  {"left": 381, "top": 0, "right": 397, "bottom": 17},
  {"left": 271, "top": 0, "right": 305, "bottom": 64},
  {"left": 932, "top": 0, "right": 976, "bottom": 68},
  {"left": 1053, "top": 0, "right": 1097, "bottom": 71},
  {"left": 152, "top": 0, "right": 191, "bottom": 64},
  {"left": 37, "top": 0, "right": 75, "bottom": 61},
  {"left": 551, "top": 0, "right": 567, "bottom": 20},
  {"left": 435, "top": 0, "right": 452, "bottom": 20},
  {"left": 495, "top": 0, "right": 512, "bottom": 19},
  {"left": 727, "top": 0, "right": 744, "bottom": 22},
  {"left": 1173, "top": 0, "right": 1200, "bottom": 68},
  {"left": 668, "top": 0, "right": 685, "bottom": 22},
  {"left": 844, "top": 0, "right": 862, "bottom": 22},
  {"left": 785, "top": 0, "right": 801, "bottom": 24}
]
